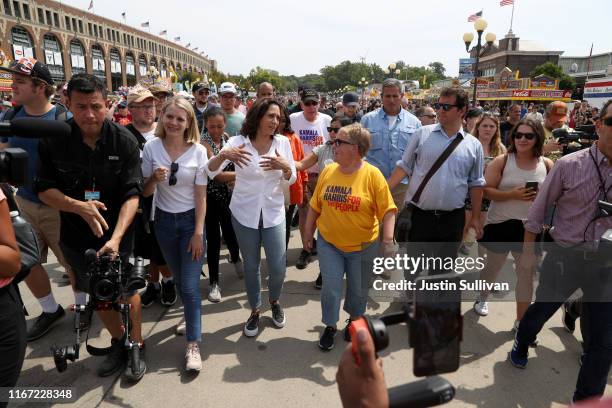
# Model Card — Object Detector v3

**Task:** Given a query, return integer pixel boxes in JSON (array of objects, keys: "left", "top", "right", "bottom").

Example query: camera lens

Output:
[{"left": 94, "top": 278, "right": 116, "bottom": 301}]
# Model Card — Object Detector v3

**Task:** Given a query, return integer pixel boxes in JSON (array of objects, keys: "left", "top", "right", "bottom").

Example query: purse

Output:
[{"left": 394, "top": 134, "right": 464, "bottom": 242}]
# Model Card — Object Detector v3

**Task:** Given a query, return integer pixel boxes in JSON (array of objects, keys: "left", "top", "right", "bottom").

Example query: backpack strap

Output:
[{"left": 1, "top": 105, "right": 22, "bottom": 121}]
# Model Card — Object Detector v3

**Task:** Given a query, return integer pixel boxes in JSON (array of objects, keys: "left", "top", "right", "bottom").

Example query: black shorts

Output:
[
  {"left": 478, "top": 219, "right": 527, "bottom": 254},
  {"left": 133, "top": 213, "right": 166, "bottom": 266}
]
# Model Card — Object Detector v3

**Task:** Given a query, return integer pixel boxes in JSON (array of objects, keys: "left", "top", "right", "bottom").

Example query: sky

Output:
[{"left": 61, "top": 0, "right": 611, "bottom": 78}]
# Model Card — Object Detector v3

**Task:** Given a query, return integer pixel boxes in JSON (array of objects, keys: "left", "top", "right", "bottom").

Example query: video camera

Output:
[
  {"left": 353, "top": 275, "right": 461, "bottom": 407},
  {"left": 0, "top": 117, "right": 72, "bottom": 185},
  {"left": 552, "top": 125, "right": 598, "bottom": 155},
  {"left": 52, "top": 250, "right": 147, "bottom": 373}
]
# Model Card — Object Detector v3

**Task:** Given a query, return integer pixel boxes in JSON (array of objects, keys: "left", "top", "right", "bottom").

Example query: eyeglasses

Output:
[
  {"left": 603, "top": 116, "right": 612, "bottom": 127},
  {"left": 303, "top": 101, "right": 318, "bottom": 107},
  {"left": 327, "top": 127, "right": 341, "bottom": 133},
  {"left": 434, "top": 103, "right": 459, "bottom": 112},
  {"left": 169, "top": 162, "right": 179, "bottom": 186},
  {"left": 333, "top": 139, "right": 355, "bottom": 147},
  {"left": 513, "top": 132, "right": 536, "bottom": 140}
]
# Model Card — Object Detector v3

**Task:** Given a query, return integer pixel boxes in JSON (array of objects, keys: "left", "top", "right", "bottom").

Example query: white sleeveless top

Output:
[{"left": 486, "top": 154, "right": 547, "bottom": 224}]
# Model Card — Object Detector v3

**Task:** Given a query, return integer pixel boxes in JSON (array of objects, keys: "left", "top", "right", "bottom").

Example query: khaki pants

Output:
[{"left": 15, "top": 195, "right": 71, "bottom": 272}]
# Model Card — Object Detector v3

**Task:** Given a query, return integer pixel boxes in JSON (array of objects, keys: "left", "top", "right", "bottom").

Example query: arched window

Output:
[
  {"left": 110, "top": 48, "right": 122, "bottom": 91},
  {"left": 125, "top": 52, "right": 136, "bottom": 86},
  {"left": 70, "top": 39, "right": 86, "bottom": 75},
  {"left": 42, "top": 33, "right": 64, "bottom": 82},
  {"left": 138, "top": 55, "right": 147, "bottom": 76},
  {"left": 11, "top": 26, "right": 34, "bottom": 59},
  {"left": 91, "top": 44, "right": 105, "bottom": 82}
]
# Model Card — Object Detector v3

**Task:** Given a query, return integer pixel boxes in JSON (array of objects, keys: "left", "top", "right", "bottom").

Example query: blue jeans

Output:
[
  {"left": 317, "top": 233, "right": 378, "bottom": 327},
  {"left": 155, "top": 208, "right": 204, "bottom": 342},
  {"left": 517, "top": 246, "right": 612, "bottom": 401},
  {"left": 231, "top": 215, "right": 286, "bottom": 310}
]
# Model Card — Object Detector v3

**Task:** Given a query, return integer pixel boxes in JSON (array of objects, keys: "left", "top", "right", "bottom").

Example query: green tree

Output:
[
  {"left": 530, "top": 62, "right": 576, "bottom": 90},
  {"left": 428, "top": 62, "right": 446, "bottom": 76}
]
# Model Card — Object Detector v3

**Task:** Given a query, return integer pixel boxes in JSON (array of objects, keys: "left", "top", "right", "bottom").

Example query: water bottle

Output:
[{"left": 10, "top": 210, "right": 27, "bottom": 226}]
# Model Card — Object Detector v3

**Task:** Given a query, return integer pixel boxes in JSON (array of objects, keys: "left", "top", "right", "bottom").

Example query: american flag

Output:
[
  {"left": 467, "top": 10, "right": 482, "bottom": 22},
  {"left": 500, "top": 0, "right": 514, "bottom": 6},
  {"left": 88, "top": 0, "right": 93, "bottom": 11},
  {"left": 141, "top": 21, "right": 149, "bottom": 28}
]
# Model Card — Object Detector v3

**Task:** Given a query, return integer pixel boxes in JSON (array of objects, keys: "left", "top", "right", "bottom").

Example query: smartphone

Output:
[
  {"left": 525, "top": 181, "right": 539, "bottom": 193},
  {"left": 412, "top": 275, "right": 462, "bottom": 377}
]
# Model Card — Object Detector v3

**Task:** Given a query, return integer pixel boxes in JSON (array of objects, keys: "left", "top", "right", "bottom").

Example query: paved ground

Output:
[{"left": 11, "top": 233, "right": 611, "bottom": 408}]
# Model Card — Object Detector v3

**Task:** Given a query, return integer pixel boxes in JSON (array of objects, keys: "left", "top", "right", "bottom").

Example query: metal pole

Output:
[{"left": 472, "top": 31, "right": 483, "bottom": 106}]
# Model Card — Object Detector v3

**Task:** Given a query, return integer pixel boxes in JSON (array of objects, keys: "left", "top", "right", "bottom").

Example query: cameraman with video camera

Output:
[
  {"left": 35, "top": 74, "right": 146, "bottom": 382},
  {"left": 510, "top": 99, "right": 612, "bottom": 402}
]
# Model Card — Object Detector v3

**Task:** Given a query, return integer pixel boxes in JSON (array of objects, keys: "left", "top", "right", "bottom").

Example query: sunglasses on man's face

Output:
[
  {"left": 602, "top": 116, "right": 612, "bottom": 127},
  {"left": 513, "top": 132, "right": 536, "bottom": 140},
  {"left": 169, "top": 162, "right": 179, "bottom": 186},
  {"left": 434, "top": 103, "right": 459, "bottom": 112},
  {"left": 327, "top": 127, "right": 341, "bottom": 133}
]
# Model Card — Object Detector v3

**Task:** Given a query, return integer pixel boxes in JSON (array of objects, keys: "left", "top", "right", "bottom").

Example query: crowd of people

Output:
[{"left": 0, "top": 56, "right": 611, "bottom": 406}]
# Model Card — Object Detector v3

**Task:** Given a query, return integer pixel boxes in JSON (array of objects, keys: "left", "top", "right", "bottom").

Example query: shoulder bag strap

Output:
[{"left": 411, "top": 133, "right": 464, "bottom": 204}]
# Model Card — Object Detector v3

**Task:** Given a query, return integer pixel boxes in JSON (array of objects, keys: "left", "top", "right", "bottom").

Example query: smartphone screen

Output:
[
  {"left": 413, "top": 275, "right": 462, "bottom": 377},
  {"left": 525, "top": 181, "right": 539, "bottom": 192}
]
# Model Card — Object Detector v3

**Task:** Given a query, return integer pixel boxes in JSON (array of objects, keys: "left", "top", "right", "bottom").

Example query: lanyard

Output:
[{"left": 589, "top": 148, "right": 610, "bottom": 202}]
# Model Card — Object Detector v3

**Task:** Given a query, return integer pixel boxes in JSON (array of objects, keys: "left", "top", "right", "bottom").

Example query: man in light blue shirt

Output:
[
  {"left": 361, "top": 78, "right": 421, "bottom": 208},
  {"left": 389, "top": 87, "right": 484, "bottom": 272}
]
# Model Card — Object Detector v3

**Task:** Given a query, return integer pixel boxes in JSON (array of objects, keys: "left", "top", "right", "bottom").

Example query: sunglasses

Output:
[
  {"left": 513, "top": 132, "right": 536, "bottom": 140},
  {"left": 603, "top": 116, "right": 612, "bottom": 127},
  {"left": 333, "top": 139, "right": 355, "bottom": 147},
  {"left": 303, "top": 101, "right": 318, "bottom": 107},
  {"left": 327, "top": 127, "right": 341, "bottom": 133},
  {"left": 434, "top": 103, "right": 459, "bottom": 112},
  {"left": 169, "top": 162, "right": 179, "bottom": 186}
]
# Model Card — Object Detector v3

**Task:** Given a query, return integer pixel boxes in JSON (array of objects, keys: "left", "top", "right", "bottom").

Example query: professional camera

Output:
[
  {"left": 86, "top": 249, "right": 147, "bottom": 302},
  {"left": 552, "top": 125, "right": 598, "bottom": 155},
  {"left": 52, "top": 250, "right": 146, "bottom": 373},
  {"left": 352, "top": 275, "right": 461, "bottom": 407},
  {"left": 0, "top": 147, "right": 28, "bottom": 185}
]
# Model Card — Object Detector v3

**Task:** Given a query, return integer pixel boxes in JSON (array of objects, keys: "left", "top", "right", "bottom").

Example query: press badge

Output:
[{"left": 85, "top": 190, "right": 100, "bottom": 200}]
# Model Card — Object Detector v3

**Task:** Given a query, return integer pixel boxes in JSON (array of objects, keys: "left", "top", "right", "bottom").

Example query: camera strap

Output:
[{"left": 589, "top": 148, "right": 610, "bottom": 202}]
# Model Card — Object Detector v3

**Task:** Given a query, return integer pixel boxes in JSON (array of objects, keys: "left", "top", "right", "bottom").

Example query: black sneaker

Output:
[
  {"left": 124, "top": 344, "right": 146, "bottom": 383},
  {"left": 244, "top": 312, "right": 260, "bottom": 337},
  {"left": 319, "top": 326, "right": 337, "bottom": 351},
  {"left": 97, "top": 338, "right": 127, "bottom": 377},
  {"left": 27, "top": 305, "right": 65, "bottom": 342},
  {"left": 343, "top": 320, "right": 352, "bottom": 342},
  {"left": 296, "top": 250, "right": 312, "bottom": 269},
  {"left": 271, "top": 303, "right": 286, "bottom": 328},
  {"left": 562, "top": 301, "right": 576, "bottom": 333},
  {"left": 315, "top": 273, "right": 322, "bottom": 290},
  {"left": 311, "top": 238, "right": 318, "bottom": 255},
  {"left": 140, "top": 283, "right": 160, "bottom": 308},
  {"left": 160, "top": 280, "right": 177, "bottom": 306}
]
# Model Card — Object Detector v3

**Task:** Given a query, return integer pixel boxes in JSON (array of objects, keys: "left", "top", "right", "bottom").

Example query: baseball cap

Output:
[
  {"left": 127, "top": 88, "right": 157, "bottom": 105},
  {"left": 191, "top": 81, "right": 210, "bottom": 93},
  {"left": 301, "top": 89, "right": 319, "bottom": 103},
  {"left": 0, "top": 57, "right": 54, "bottom": 86},
  {"left": 149, "top": 83, "right": 172, "bottom": 96},
  {"left": 547, "top": 101, "right": 568, "bottom": 121},
  {"left": 218, "top": 82, "right": 237, "bottom": 95},
  {"left": 342, "top": 92, "right": 359, "bottom": 107}
]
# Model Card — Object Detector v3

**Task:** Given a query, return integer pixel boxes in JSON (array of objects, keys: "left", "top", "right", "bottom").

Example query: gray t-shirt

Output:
[{"left": 312, "top": 143, "right": 334, "bottom": 173}]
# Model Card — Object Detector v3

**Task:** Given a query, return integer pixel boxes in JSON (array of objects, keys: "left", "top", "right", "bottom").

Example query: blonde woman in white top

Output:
[
  {"left": 142, "top": 97, "right": 208, "bottom": 371},
  {"left": 207, "top": 99, "right": 296, "bottom": 338},
  {"left": 474, "top": 118, "right": 553, "bottom": 328}
]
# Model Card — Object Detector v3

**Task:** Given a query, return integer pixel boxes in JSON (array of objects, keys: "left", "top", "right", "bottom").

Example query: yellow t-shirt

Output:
[{"left": 310, "top": 162, "right": 397, "bottom": 252}]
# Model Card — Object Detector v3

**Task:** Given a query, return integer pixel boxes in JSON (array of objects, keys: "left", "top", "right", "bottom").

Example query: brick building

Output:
[
  {"left": 469, "top": 31, "right": 563, "bottom": 79},
  {"left": 0, "top": 0, "right": 216, "bottom": 91}
]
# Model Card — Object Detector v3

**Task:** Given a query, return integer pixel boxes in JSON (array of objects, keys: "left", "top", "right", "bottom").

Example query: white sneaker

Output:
[
  {"left": 208, "top": 283, "right": 221, "bottom": 303},
  {"left": 473, "top": 298, "right": 489, "bottom": 316},
  {"left": 176, "top": 318, "right": 186, "bottom": 335},
  {"left": 185, "top": 343, "right": 201, "bottom": 372}
]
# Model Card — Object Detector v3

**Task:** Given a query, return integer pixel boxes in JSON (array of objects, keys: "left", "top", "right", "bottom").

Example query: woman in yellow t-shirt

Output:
[{"left": 304, "top": 123, "right": 397, "bottom": 351}]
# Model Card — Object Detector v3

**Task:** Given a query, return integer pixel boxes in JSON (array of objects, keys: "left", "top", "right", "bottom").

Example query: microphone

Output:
[{"left": 0, "top": 118, "right": 71, "bottom": 139}]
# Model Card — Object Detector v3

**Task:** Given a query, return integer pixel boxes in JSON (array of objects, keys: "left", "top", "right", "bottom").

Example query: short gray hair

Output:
[{"left": 381, "top": 78, "right": 402, "bottom": 95}]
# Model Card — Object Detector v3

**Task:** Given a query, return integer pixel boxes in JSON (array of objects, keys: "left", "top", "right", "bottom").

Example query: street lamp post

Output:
[{"left": 463, "top": 18, "right": 496, "bottom": 106}]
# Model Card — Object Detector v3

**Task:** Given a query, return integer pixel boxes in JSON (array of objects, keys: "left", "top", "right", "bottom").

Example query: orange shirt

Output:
[{"left": 284, "top": 131, "right": 308, "bottom": 205}]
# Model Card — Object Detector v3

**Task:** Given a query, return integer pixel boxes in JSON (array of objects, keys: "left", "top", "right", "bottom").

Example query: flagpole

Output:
[
  {"left": 585, "top": 43, "right": 593, "bottom": 83},
  {"left": 509, "top": 1, "right": 515, "bottom": 33}
]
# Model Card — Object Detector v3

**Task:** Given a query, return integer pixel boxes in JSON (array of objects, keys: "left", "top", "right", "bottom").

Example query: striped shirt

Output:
[{"left": 524, "top": 144, "right": 612, "bottom": 249}]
